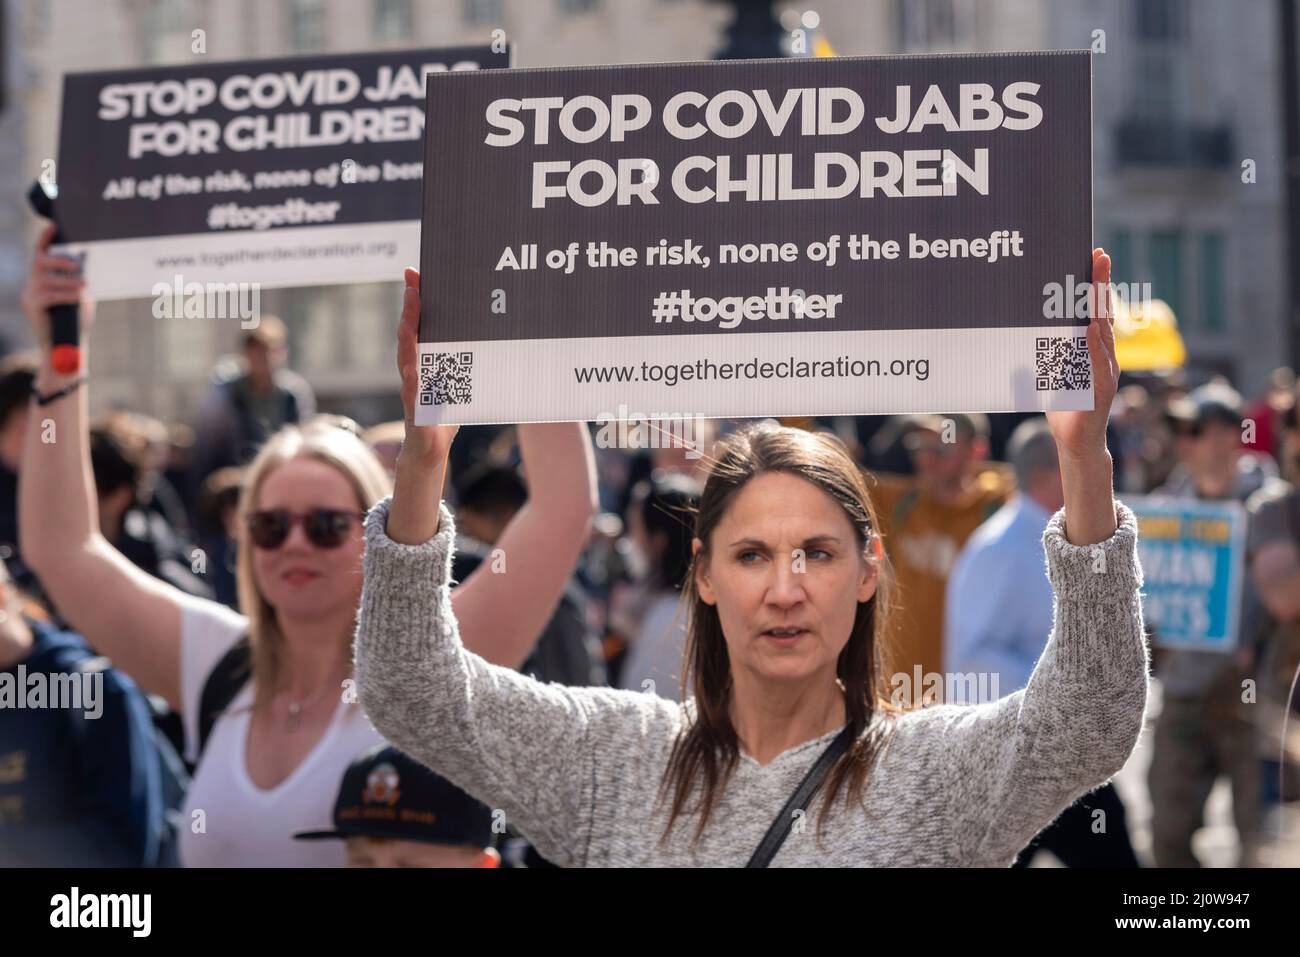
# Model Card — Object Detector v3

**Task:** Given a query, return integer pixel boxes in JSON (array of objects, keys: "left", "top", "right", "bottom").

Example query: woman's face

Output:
[
  {"left": 249, "top": 457, "right": 366, "bottom": 623},
  {"left": 694, "top": 472, "right": 877, "bottom": 686}
]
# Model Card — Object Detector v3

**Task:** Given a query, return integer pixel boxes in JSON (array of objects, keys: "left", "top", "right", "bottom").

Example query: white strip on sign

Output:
[
  {"left": 52, "top": 221, "right": 418, "bottom": 300},
  {"left": 416, "top": 326, "right": 1093, "bottom": 426}
]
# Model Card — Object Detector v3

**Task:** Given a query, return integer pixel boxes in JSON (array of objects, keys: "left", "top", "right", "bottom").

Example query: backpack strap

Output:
[
  {"left": 197, "top": 634, "right": 252, "bottom": 762},
  {"left": 745, "top": 725, "right": 855, "bottom": 868}
]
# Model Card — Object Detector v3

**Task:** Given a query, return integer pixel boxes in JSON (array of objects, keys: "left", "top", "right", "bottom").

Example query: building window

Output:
[
  {"left": 1131, "top": 0, "right": 1189, "bottom": 120},
  {"left": 295, "top": 301, "right": 341, "bottom": 373},
  {"left": 1108, "top": 230, "right": 1133, "bottom": 289},
  {"left": 374, "top": 0, "right": 413, "bottom": 41},
  {"left": 897, "top": 0, "right": 976, "bottom": 52},
  {"left": 1148, "top": 229, "right": 1185, "bottom": 327},
  {"left": 1197, "top": 232, "right": 1225, "bottom": 333},
  {"left": 26, "top": 0, "right": 52, "bottom": 42},
  {"left": 163, "top": 314, "right": 214, "bottom": 381},
  {"left": 344, "top": 284, "right": 396, "bottom": 372},
  {"left": 1136, "top": 0, "right": 1188, "bottom": 41},
  {"left": 141, "top": 0, "right": 196, "bottom": 63},
  {"left": 289, "top": 0, "right": 327, "bottom": 52},
  {"left": 1132, "top": 51, "right": 1179, "bottom": 119},
  {"left": 463, "top": 0, "right": 504, "bottom": 27}
]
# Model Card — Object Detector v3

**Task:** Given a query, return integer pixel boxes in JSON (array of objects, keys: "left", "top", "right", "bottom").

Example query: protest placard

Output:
[
  {"left": 415, "top": 50, "right": 1093, "bottom": 426},
  {"left": 52, "top": 45, "right": 508, "bottom": 300},
  {"left": 1127, "top": 496, "right": 1248, "bottom": 652}
]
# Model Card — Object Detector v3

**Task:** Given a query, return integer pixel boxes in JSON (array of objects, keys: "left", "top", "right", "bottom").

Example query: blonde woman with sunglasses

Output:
[{"left": 18, "top": 227, "right": 598, "bottom": 866}]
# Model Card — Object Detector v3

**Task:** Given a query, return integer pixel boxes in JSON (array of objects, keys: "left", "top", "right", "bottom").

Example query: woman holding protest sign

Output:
[
  {"left": 356, "top": 249, "right": 1147, "bottom": 866},
  {"left": 17, "top": 224, "right": 598, "bottom": 867}
]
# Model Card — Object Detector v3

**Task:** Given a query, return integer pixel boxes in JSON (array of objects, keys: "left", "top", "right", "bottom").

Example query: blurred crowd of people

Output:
[{"left": 1, "top": 248, "right": 1298, "bottom": 866}]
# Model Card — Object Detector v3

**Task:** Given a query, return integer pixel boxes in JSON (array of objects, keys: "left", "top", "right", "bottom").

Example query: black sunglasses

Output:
[{"left": 246, "top": 509, "right": 366, "bottom": 550}]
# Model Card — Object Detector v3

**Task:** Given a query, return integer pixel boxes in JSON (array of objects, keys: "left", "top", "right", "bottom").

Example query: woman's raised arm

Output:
[
  {"left": 932, "top": 247, "right": 1149, "bottom": 864},
  {"left": 356, "top": 496, "right": 676, "bottom": 867},
  {"left": 451, "top": 421, "right": 597, "bottom": 667},
  {"left": 18, "top": 225, "right": 185, "bottom": 709},
  {"left": 1046, "top": 247, "right": 1120, "bottom": 546},
  {"left": 388, "top": 267, "right": 598, "bottom": 668}
]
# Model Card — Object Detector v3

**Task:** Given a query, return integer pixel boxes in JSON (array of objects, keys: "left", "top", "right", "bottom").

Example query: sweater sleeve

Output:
[
  {"left": 939, "top": 501, "right": 1149, "bottom": 866},
  {"left": 352, "top": 497, "right": 680, "bottom": 867}
]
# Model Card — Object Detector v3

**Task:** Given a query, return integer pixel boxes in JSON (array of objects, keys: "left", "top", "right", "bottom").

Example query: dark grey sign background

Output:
[
  {"left": 419, "top": 51, "right": 1091, "bottom": 342},
  {"left": 56, "top": 46, "right": 507, "bottom": 243}
]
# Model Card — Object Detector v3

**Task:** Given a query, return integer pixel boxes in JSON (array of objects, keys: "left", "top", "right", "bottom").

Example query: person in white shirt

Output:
[
  {"left": 945, "top": 418, "right": 1062, "bottom": 696},
  {"left": 19, "top": 234, "right": 597, "bottom": 866}
]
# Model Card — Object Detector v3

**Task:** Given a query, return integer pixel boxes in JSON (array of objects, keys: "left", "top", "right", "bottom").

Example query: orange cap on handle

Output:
[{"left": 50, "top": 344, "right": 81, "bottom": 375}]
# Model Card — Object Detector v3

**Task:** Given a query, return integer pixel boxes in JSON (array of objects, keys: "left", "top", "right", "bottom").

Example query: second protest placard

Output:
[{"left": 416, "top": 50, "right": 1093, "bottom": 425}]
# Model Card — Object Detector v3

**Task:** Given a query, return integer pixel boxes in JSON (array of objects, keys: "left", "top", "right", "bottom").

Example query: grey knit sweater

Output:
[{"left": 354, "top": 498, "right": 1149, "bottom": 867}]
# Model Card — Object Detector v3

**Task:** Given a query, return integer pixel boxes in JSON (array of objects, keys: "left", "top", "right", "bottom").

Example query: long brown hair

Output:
[{"left": 658, "top": 423, "right": 899, "bottom": 846}]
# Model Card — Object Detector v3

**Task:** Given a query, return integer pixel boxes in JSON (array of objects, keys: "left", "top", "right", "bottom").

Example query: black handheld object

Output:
[{"left": 27, "top": 179, "right": 83, "bottom": 375}]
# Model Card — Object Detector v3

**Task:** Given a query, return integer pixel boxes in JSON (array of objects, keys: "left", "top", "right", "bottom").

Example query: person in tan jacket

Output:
[{"left": 871, "top": 413, "right": 1014, "bottom": 694}]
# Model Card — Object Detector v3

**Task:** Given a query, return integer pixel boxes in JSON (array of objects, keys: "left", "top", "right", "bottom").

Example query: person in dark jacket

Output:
[
  {"left": 452, "top": 463, "right": 605, "bottom": 688},
  {"left": 90, "top": 413, "right": 212, "bottom": 601},
  {"left": 0, "top": 563, "right": 183, "bottom": 866},
  {"left": 190, "top": 317, "right": 316, "bottom": 478}
]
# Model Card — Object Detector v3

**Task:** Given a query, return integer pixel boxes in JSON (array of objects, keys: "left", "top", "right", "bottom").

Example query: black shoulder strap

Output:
[
  {"left": 197, "top": 634, "right": 252, "bottom": 762},
  {"left": 746, "top": 725, "right": 855, "bottom": 868}
]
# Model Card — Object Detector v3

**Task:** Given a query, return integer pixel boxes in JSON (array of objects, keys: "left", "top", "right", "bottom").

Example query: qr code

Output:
[
  {"left": 419, "top": 351, "right": 473, "bottom": 405},
  {"left": 1035, "top": 336, "right": 1090, "bottom": 391}
]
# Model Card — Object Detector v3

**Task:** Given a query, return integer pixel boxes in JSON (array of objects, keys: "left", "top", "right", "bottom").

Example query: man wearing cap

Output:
[
  {"left": 296, "top": 744, "right": 500, "bottom": 868},
  {"left": 871, "top": 412, "right": 1014, "bottom": 694},
  {"left": 1148, "top": 381, "right": 1275, "bottom": 867}
]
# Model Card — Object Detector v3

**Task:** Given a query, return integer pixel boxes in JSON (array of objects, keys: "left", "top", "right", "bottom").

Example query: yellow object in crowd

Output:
[{"left": 1113, "top": 297, "right": 1187, "bottom": 372}]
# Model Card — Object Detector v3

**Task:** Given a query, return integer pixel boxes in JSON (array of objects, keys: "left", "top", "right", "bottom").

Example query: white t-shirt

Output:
[{"left": 175, "top": 596, "right": 384, "bottom": 867}]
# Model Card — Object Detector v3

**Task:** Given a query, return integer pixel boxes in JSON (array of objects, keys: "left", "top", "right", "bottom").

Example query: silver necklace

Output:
[{"left": 284, "top": 679, "right": 337, "bottom": 732}]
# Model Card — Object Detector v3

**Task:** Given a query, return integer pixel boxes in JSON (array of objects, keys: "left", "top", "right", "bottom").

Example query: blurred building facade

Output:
[
  {"left": 1, "top": 0, "right": 1293, "bottom": 422},
  {"left": 1053, "top": 0, "right": 1290, "bottom": 397},
  {"left": 802, "top": 0, "right": 1292, "bottom": 399}
]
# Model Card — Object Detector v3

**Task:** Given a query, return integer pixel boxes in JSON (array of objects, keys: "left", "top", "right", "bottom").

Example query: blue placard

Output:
[{"left": 1126, "top": 496, "right": 1247, "bottom": 652}]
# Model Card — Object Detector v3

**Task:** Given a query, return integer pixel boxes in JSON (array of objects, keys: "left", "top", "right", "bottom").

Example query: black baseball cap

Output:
[{"left": 294, "top": 745, "right": 493, "bottom": 847}]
